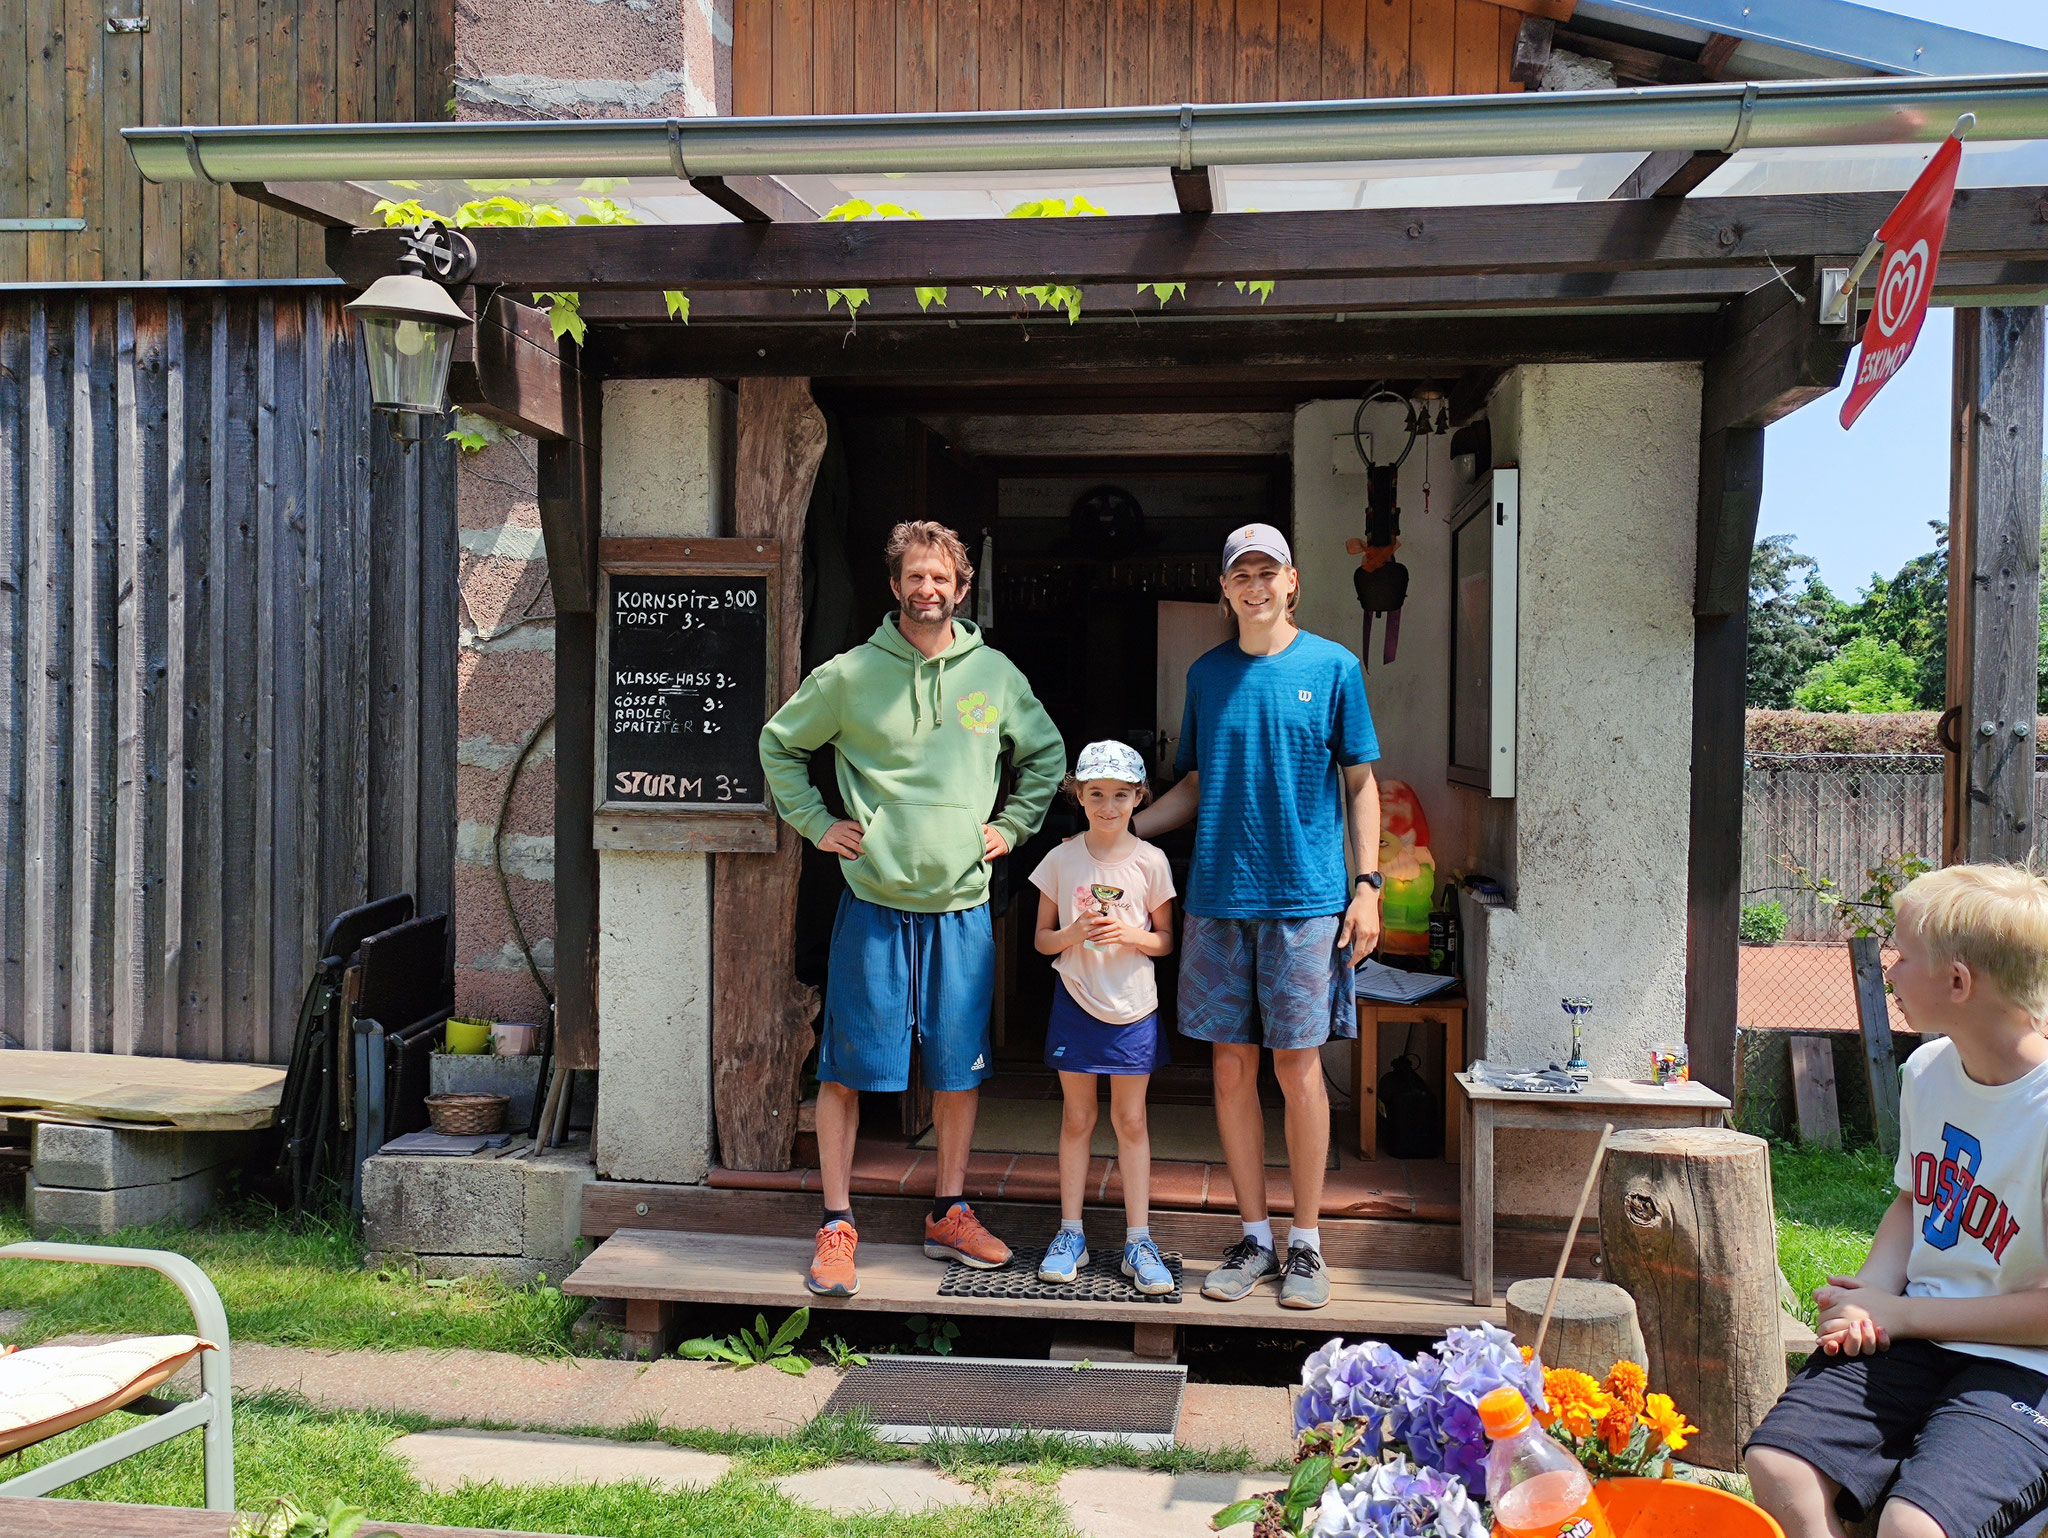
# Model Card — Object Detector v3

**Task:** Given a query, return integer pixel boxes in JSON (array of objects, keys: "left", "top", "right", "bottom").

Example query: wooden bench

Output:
[{"left": 562, "top": 1227, "right": 1506, "bottom": 1361}]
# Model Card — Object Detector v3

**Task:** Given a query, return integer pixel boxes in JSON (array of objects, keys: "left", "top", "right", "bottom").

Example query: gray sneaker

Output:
[
  {"left": 1200, "top": 1236, "right": 1278, "bottom": 1301},
  {"left": 1278, "top": 1243, "right": 1330, "bottom": 1309}
]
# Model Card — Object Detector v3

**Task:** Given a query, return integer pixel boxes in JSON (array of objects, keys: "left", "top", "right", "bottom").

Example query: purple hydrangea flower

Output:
[
  {"left": 1295, "top": 1336, "right": 1410, "bottom": 1454},
  {"left": 1309, "top": 1454, "right": 1488, "bottom": 1538}
]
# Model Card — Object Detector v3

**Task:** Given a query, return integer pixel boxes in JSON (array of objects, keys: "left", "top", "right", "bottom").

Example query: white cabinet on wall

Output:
[{"left": 1447, "top": 468, "right": 1519, "bottom": 799}]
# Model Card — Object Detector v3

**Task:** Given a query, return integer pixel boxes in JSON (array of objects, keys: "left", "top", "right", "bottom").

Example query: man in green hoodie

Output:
[{"left": 761, "top": 520, "right": 1066, "bottom": 1298}]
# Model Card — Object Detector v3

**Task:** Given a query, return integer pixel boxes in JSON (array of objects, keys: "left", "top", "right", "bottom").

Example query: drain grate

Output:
[
  {"left": 823, "top": 1355, "right": 1186, "bottom": 1447},
  {"left": 938, "top": 1244, "right": 1183, "bottom": 1305}
]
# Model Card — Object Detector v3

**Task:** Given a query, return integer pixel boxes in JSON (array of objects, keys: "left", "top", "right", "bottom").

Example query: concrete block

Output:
[
  {"left": 369, "top": 1252, "right": 552, "bottom": 1286},
  {"left": 362, "top": 1154, "right": 525, "bottom": 1257},
  {"left": 28, "top": 1165, "right": 226, "bottom": 1236},
  {"left": 30, "top": 1124, "right": 254, "bottom": 1191},
  {"left": 522, "top": 1149, "right": 595, "bottom": 1262}
]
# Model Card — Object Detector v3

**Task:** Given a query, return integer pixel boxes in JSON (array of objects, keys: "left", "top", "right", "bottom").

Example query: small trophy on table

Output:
[{"left": 1561, "top": 997, "right": 1593, "bottom": 1083}]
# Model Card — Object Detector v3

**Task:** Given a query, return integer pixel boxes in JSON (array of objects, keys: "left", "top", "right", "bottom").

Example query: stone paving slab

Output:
[
  {"left": 392, "top": 1428, "right": 731, "bottom": 1492},
  {"left": 1174, "top": 1383, "right": 1294, "bottom": 1467},
  {"left": 144, "top": 1341, "right": 838, "bottom": 1436},
  {"left": 774, "top": 1463, "right": 978, "bottom": 1515},
  {"left": 1057, "top": 1468, "right": 1280, "bottom": 1538}
]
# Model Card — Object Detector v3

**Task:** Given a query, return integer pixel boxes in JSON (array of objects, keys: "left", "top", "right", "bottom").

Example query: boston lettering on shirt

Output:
[
  {"left": 1894, "top": 1038, "right": 2048, "bottom": 1379},
  {"left": 1174, "top": 631, "right": 1379, "bottom": 920},
  {"left": 603, "top": 572, "right": 770, "bottom": 808}
]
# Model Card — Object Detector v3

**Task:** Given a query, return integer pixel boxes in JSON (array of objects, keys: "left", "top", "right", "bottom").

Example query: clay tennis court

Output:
[{"left": 1738, "top": 941, "right": 1909, "bottom": 1033}]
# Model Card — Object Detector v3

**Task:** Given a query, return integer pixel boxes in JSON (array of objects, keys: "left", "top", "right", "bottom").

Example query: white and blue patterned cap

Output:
[{"left": 1073, "top": 740, "right": 1148, "bottom": 785}]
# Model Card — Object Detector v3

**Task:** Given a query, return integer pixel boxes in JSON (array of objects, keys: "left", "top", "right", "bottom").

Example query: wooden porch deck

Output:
[{"left": 561, "top": 1227, "right": 1504, "bottom": 1361}]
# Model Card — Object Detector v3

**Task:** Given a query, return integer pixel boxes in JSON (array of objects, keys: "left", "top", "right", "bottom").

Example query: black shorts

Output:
[{"left": 1746, "top": 1339, "right": 2048, "bottom": 1538}]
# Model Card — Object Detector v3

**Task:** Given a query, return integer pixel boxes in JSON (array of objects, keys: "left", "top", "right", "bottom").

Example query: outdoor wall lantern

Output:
[{"left": 346, "top": 219, "right": 477, "bottom": 438}]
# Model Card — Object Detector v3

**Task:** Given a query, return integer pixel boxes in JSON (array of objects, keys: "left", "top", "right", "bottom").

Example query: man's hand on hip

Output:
[
  {"left": 1338, "top": 889, "right": 1382, "bottom": 958},
  {"left": 982, "top": 824, "right": 1010, "bottom": 860},
  {"left": 819, "top": 820, "right": 864, "bottom": 859}
]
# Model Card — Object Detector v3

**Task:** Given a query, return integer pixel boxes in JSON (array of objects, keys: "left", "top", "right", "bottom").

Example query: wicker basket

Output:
[{"left": 425, "top": 1092, "right": 509, "bottom": 1136}]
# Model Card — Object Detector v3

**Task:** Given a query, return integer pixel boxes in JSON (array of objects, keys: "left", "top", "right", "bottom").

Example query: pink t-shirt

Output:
[{"left": 1028, "top": 837, "right": 1176, "bottom": 1025}]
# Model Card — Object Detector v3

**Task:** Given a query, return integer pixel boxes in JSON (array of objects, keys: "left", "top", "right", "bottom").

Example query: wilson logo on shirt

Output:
[
  {"left": 1915, "top": 1123, "right": 2023, "bottom": 1261},
  {"left": 1298, "top": 690, "right": 1313, "bottom": 703}
]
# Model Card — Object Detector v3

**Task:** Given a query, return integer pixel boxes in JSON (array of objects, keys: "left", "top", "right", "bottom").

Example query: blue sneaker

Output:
[
  {"left": 1038, "top": 1228, "right": 1089, "bottom": 1284},
  {"left": 1122, "top": 1236, "right": 1175, "bottom": 1296}
]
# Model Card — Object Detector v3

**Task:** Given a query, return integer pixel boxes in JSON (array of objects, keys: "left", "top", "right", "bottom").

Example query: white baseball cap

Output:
[
  {"left": 1222, "top": 522, "right": 1292, "bottom": 570},
  {"left": 1073, "top": 740, "right": 1148, "bottom": 785}
]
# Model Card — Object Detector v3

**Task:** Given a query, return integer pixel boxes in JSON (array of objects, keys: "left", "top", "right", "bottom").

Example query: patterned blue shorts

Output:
[{"left": 1176, "top": 913, "right": 1358, "bottom": 1050}]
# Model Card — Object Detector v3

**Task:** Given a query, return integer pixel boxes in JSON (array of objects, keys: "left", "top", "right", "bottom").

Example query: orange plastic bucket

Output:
[{"left": 1492, "top": 1478, "right": 1784, "bottom": 1538}]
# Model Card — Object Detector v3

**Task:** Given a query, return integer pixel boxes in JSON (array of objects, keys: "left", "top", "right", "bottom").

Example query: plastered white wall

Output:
[
  {"left": 1473, "top": 363, "right": 1701, "bottom": 1092},
  {"left": 594, "top": 378, "right": 725, "bottom": 1183}
]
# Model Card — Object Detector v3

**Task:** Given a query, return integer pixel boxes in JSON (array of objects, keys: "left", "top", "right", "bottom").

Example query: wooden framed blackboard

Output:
[{"left": 594, "top": 537, "right": 781, "bottom": 853}]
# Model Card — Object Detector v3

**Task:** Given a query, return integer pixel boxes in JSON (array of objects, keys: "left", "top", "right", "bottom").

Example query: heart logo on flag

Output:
[{"left": 1872, "top": 239, "right": 1931, "bottom": 340}]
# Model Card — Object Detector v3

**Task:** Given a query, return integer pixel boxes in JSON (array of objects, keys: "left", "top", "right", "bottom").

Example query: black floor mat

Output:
[{"left": 938, "top": 1242, "right": 1184, "bottom": 1305}]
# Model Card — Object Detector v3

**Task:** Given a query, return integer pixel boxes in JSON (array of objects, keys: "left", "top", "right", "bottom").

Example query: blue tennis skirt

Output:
[{"left": 1044, "top": 978, "right": 1170, "bottom": 1077}]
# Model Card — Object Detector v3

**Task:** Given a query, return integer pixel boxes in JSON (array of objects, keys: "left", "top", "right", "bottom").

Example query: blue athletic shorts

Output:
[
  {"left": 1044, "top": 978, "right": 1169, "bottom": 1077},
  {"left": 819, "top": 891, "right": 994, "bottom": 1093},
  {"left": 1176, "top": 912, "right": 1358, "bottom": 1050}
]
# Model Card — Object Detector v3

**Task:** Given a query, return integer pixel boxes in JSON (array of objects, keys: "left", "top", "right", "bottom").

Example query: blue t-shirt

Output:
[{"left": 1174, "top": 631, "right": 1380, "bottom": 919}]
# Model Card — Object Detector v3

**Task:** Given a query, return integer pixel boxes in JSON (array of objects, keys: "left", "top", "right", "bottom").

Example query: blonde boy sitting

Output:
[{"left": 1746, "top": 863, "right": 2048, "bottom": 1538}]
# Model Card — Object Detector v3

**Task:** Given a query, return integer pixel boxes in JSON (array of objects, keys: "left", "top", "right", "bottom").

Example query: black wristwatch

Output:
[{"left": 1355, "top": 872, "right": 1384, "bottom": 892}]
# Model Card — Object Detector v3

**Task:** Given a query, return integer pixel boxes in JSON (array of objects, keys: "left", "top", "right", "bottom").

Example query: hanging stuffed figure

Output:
[{"left": 1347, "top": 462, "right": 1409, "bottom": 667}]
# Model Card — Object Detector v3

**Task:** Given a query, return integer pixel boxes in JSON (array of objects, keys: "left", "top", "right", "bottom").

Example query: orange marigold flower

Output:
[
  {"left": 1598, "top": 1401, "right": 1636, "bottom": 1457},
  {"left": 1521, "top": 1346, "right": 1536, "bottom": 1364},
  {"left": 1603, "top": 1360, "right": 1648, "bottom": 1415},
  {"left": 1544, "top": 1369, "right": 1613, "bottom": 1440},
  {"left": 1642, "top": 1393, "right": 1699, "bottom": 1454}
]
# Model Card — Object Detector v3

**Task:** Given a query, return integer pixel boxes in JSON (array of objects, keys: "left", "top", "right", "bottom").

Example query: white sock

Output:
[
  {"left": 1126, "top": 1225, "right": 1151, "bottom": 1245},
  {"left": 1289, "top": 1226, "right": 1322, "bottom": 1255},
  {"left": 1243, "top": 1218, "right": 1275, "bottom": 1251},
  {"left": 1060, "top": 1218, "right": 1085, "bottom": 1235}
]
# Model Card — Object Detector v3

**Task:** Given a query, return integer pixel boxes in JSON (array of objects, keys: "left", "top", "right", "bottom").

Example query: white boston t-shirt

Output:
[{"left": 1893, "top": 1037, "right": 2048, "bottom": 1377}]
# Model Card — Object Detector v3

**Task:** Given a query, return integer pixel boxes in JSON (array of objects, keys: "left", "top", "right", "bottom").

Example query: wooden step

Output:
[
  {"left": 581, "top": 1180, "right": 1600, "bottom": 1282},
  {"left": 564, "top": 1227, "right": 1507, "bottom": 1360}
]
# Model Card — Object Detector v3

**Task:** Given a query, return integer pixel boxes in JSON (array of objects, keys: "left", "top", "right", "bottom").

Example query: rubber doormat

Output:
[{"left": 938, "top": 1244, "right": 1184, "bottom": 1305}]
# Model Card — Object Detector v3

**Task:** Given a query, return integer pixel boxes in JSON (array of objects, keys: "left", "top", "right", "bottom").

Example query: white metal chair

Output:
[{"left": 0, "top": 1241, "right": 235, "bottom": 1510}]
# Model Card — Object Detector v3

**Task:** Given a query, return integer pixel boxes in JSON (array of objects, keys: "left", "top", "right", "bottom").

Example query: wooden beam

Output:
[
  {"left": 448, "top": 294, "right": 589, "bottom": 443},
  {"left": 1509, "top": 15, "right": 1553, "bottom": 86},
  {"left": 535, "top": 374, "right": 602, "bottom": 613},
  {"left": 233, "top": 179, "right": 384, "bottom": 228},
  {"left": 591, "top": 312, "right": 1717, "bottom": 381},
  {"left": 1609, "top": 149, "right": 1730, "bottom": 201},
  {"left": 1170, "top": 167, "right": 1214, "bottom": 216},
  {"left": 553, "top": 606, "right": 601, "bottom": 1072},
  {"left": 1554, "top": 26, "right": 1703, "bottom": 85},
  {"left": 1947, "top": 306, "right": 2046, "bottom": 863},
  {"left": 1697, "top": 31, "right": 1740, "bottom": 79},
  {"left": 323, "top": 186, "right": 2048, "bottom": 293},
  {"left": 688, "top": 174, "right": 820, "bottom": 224},
  {"left": 711, "top": 378, "right": 828, "bottom": 1171},
  {"left": 1700, "top": 259, "right": 1856, "bottom": 445}
]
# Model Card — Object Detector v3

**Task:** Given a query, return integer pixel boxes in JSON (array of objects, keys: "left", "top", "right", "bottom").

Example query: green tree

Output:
[
  {"left": 1747, "top": 534, "right": 1844, "bottom": 708},
  {"left": 1794, "top": 634, "right": 1923, "bottom": 712},
  {"left": 1832, "top": 520, "right": 1947, "bottom": 711}
]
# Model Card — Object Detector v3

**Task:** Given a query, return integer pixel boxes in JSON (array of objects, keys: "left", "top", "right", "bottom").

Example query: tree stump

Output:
[
  {"left": 1598, "top": 1127, "right": 1785, "bottom": 1472},
  {"left": 1505, "top": 1279, "right": 1647, "bottom": 1380}
]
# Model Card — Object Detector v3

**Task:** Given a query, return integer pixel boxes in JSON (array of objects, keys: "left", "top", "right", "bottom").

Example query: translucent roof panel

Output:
[
  {"left": 351, "top": 177, "right": 740, "bottom": 225},
  {"left": 1689, "top": 140, "right": 2048, "bottom": 199},
  {"left": 773, "top": 167, "right": 1180, "bottom": 220},
  {"left": 1211, "top": 153, "right": 1650, "bottom": 211}
]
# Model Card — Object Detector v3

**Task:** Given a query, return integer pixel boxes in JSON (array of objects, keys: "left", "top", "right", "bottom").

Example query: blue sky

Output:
[{"left": 1757, "top": 0, "right": 2048, "bottom": 600}]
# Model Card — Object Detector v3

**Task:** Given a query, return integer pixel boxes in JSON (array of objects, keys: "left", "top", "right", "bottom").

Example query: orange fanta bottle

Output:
[{"left": 1479, "top": 1386, "right": 1615, "bottom": 1538}]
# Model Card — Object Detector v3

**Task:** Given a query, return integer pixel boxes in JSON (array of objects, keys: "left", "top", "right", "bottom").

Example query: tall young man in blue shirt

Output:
[{"left": 1135, "top": 524, "right": 1382, "bottom": 1310}]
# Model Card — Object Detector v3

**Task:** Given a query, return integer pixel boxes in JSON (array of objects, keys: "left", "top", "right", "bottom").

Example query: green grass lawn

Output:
[
  {"left": 5, "top": 1395, "right": 1097, "bottom": 1538},
  {"left": 1770, "top": 1140, "right": 1897, "bottom": 1326},
  {"left": 0, "top": 1202, "right": 584, "bottom": 1355}
]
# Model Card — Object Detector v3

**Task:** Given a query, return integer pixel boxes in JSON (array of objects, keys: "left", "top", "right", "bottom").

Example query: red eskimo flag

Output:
[{"left": 1840, "top": 132, "right": 1965, "bottom": 430}]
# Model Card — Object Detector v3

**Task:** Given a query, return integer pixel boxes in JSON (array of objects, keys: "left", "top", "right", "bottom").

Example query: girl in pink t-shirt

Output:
[{"left": 1029, "top": 740, "right": 1177, "bottom": 1295}]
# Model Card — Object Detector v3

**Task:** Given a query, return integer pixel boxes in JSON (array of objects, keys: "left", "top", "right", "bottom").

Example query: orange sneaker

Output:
[
  {"left": 924, "top": 1201, "right": 1012, "bottom": 1269},
  {"left": 807, "top": 1221, "right": 860, "bottom": 1297}
]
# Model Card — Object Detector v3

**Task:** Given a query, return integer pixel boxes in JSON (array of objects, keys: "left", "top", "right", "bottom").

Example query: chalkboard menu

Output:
[{"left": 596, "top": 539, "right": 779, "bottom": 824}]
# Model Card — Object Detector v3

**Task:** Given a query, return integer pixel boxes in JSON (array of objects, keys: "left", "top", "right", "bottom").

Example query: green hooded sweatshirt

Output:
[{"left": 760, "top": 616, "right": 1066, "bottom": 914}]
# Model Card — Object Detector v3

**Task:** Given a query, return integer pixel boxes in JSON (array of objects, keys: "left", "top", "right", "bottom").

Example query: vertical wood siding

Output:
[
  {"left": 0, "top": 0, "right": 453, "bottom": 284},
  {"left": 0, "top": 289, "right": 456, "bottom": 1062},
  {"left": 734, "top": 0, "right": 1523, "bottom": 114}
]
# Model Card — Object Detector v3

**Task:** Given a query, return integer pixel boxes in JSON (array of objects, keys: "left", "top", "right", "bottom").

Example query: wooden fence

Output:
[
  {"left": 0, "top": 287, "right": 456, "bottom": 1063},
  {"left": 1741, "top": 753, "right": 1945, "bottom": 942}
]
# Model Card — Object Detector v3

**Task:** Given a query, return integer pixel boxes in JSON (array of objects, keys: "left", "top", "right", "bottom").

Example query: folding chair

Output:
[{"left": 0, "top": 1242, "right": 234, "bottom": 1510}]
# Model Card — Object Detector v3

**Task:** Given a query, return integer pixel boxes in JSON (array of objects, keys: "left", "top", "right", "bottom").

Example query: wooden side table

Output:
[
  {"left": 1353, "top": 991, "right": 1467, "bottom": 1163},
  {"left": 1454, "top": 1074, "right": 1731, "bottom": 1306}
]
